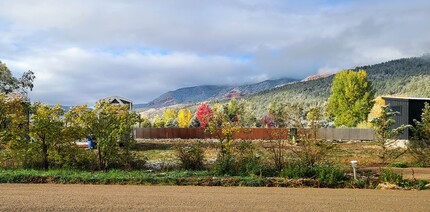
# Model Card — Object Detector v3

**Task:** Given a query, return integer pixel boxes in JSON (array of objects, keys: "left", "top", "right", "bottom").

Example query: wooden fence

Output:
[{"left": 134, "top": 128, "right": 376, "bottom": 141}]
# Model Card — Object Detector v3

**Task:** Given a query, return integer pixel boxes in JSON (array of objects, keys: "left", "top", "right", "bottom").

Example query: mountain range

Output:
[
  {"left": 134, "top": 77, "right": 298, "bottom": 108},
  {"left": 136, "top": 55, "right": 430, "bottom": 118}
]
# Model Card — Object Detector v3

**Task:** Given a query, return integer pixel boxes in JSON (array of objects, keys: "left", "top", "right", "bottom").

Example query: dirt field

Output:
[{"left": 1, "top": 184, "right": 429, "bottom": 211}]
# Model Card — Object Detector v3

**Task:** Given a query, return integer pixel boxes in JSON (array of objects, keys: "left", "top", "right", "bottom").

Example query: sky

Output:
[{"left": 1, "top": 0, "right": 429, "bottom": 105}]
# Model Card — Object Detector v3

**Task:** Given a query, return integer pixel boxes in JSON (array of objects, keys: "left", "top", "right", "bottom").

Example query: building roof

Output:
[
  {"left": 381, "top": 96, "right": 430, "bottom": 101},
  {"left": 102, "top": 96, "right": 133, "bottom": 104}
]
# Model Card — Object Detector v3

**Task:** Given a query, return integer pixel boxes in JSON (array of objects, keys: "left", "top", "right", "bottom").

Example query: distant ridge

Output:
[
  {"left": 134, "top": 77, "right": 297, "bottom": 109},
  {"left": 246, "top": 55, "right": 430, "bottom": 116}
]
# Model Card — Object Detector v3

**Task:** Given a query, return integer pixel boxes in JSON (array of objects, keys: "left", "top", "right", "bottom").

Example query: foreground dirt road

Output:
[{"left": 0, "top": 184, "right": 429, "bottom": 211}]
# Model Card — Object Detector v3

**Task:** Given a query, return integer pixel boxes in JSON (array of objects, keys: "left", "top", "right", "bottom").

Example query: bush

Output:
[
  {"left": 281, "top": 162, "right": 346, "bottom": 187},
  {"left": 175, "top": 142, "right": 205, "bottom": 170},
  {"left": 313, "top": 164, "right": 345, "bottom": 187},
  {"left": 280, "top": 161, "right": 313, "bottom": 179},
  {"left": 212, "top": 140, "right": 262, "bottom": 176},
  {"left": 398, "top": 179, "right": 429, "bottom": 190},
  {"left": 351, "top": 179, "right": 367, "bottom": 189},
  {"left": 389, "top": 162, "right": 408, "bottom": 168},
  {"left": 379, "top": 168, "right": 403, "bottom": 184}
]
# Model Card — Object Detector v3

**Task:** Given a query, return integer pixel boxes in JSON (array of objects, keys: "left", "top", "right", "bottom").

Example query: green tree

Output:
[
  {"left": 238, "top": 100, "right": 257, "bottom": 127},
  {"left": 165, "top": 118, "right": 178, "bottom": 128},
  {"left": 306, "top": 106, "right": 323, "bottom": 139},
  {"left": 73, "top": 101, "right": 139, "bottom": 170},
  {"left": 370, "top": 105, "right": 409, "bottom": 164},
  {"left": 0, "top": 61, "right": 35, "bottom": 96},
  {"left": 30, "top": 103, "right": 65, "bottom": 170},
  {"left": 188, "top": 116, "right": 200, "bottom": 128},
  {"left": 0, "top": 93, "right": 34, "bottom": 168},
  {"left": 153, "top": 115, "right": 165, "bottom": 128},
  {"left": 328, "top": 70, "right": 374, "bottom": 127},
  {"left": 268, "top": 101, "right": 287, "bottom": 128}
]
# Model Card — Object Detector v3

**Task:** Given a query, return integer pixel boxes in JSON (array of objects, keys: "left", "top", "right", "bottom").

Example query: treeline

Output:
[{"left": 140, "top": 98, "right": 328, "bottom": 129}]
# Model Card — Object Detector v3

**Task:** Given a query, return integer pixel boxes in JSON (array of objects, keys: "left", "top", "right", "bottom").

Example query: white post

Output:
[{"left": 351, "top": 160, "right": 358, "bottom": 180}]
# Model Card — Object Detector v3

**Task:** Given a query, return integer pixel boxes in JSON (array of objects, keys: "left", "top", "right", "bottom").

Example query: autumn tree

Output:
[
  {"left": 139, "top": 115, "right": 152, "bottom": 128},
  {"left": 367, "top": 96, "right": 386, "bottom": 121},
  {"left": 152, "top": 115, "right": 165, "bottom": 128},
  {"left": 196, "top": 103, "right": 213, "bottom": 128},
  {"left": 30, "top": 103, "right": 65, "bottom": 170},
  {"left": 178, "top": 109, "right": 192, "bottom": 128},
  {"left": 328, "top": 70, "right": 374, "bottom": 127},
  {"left": 163, "top": 109, "right": 177, "bottom": 123}
]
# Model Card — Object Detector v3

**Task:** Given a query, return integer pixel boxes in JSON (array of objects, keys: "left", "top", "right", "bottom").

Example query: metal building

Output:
[{"left": 382, "top": 97, "right": 430, "bottom": 139}]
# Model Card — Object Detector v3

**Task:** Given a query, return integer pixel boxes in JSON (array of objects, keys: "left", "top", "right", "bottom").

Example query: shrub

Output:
[
  {"left": 281, "top": 162, "right": 346, "bottom": 187},
  {"left": 379, "top": 168, "right": 403, "bottom": 184},
  {"left": 280, "top": 161, "right": 313, "bottom": 179},
  {"left": 313, "top": 164, "right": 345, "bottom": 187},
  {"left": 175, "top": 142, "right": 205, "bottom": 170},
  {"left": 212, "top": 140, "right": 262, "bottom": 176},
  {"left": 389, "top": 162, "right": 408, "bottom": 168}
]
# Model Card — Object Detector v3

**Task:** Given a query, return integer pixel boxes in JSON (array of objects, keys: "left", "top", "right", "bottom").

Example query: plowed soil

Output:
[{"left": 1, "top": 184, "right": 429, "bottom": 211}]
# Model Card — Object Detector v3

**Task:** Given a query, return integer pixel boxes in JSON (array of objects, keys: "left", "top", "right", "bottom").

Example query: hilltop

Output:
[{"left": 134, "top": 77, "right": 297, "bottom": 109}]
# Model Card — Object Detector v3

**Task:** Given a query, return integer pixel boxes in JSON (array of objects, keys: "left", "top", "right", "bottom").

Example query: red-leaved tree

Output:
[{"left": 196, "top": 103, "right": 213, "bottom": 128}]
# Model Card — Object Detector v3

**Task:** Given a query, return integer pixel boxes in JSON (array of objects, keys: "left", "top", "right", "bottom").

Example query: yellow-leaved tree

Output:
[
  {"left": 368, "top": 96, "right": 386, "bottom": 121},
  {"left": 177, "top": 109, "right": 192, "bottom": 128},
  {"left": 163, "top": 108, "right": 177, "bottom": 123}
]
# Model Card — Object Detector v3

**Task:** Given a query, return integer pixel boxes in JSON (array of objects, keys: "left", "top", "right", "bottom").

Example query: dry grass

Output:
[{"left": 132, "top": 139, "right": 418, "bottom": 169}]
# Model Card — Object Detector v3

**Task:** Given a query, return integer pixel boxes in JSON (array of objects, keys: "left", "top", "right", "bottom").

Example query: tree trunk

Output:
[
  {"left": 42, "top": 141, "right": 49, "bottom": 170},
  {"left": 97, "top": 145, "right": 104, "bottom": 171}
]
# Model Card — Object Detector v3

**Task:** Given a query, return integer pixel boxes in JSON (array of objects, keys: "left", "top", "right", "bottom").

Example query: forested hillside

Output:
[
  {"left": 136, "top": 77, "right": 297, "bottom": 108},
  {"left": 247, "top": 55, "right": 430, "bottom": 116}
]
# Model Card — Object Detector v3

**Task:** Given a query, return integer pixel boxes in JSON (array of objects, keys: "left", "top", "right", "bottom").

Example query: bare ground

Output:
[{"left": 0, "top": 184, "right": 429, "bottom": 211}]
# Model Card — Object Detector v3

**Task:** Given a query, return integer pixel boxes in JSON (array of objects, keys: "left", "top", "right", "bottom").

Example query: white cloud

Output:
[
  {"left": 0, "top": 0, "right": 429, "bottom": 105},
  {"left": 4, "top": 47, "right": 250, "bottom": 105}
]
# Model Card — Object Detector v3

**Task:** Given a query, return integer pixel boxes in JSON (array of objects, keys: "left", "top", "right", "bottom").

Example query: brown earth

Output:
[{"left": 0, "top": 184, "right": 429, "bottom": 211}]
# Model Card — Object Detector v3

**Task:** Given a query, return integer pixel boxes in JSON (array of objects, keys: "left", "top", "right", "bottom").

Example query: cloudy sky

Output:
[{"left": 1, "top": 0, "right": 429, "bottom": 105}]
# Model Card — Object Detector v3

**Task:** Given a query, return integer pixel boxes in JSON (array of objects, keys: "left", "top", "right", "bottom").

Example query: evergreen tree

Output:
[{"left": 409, "top": 102, "right": 430, "bottom": 166}]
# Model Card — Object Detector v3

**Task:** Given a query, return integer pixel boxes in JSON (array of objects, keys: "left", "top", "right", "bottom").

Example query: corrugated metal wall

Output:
[{"left": 384, "top": 98, "right": 409, "bottom": 139}]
